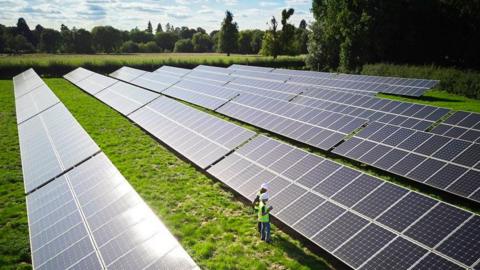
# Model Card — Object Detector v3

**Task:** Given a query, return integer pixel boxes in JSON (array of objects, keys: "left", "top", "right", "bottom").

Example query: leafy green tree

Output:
[
  {"left": 139, "top": 41, "right": 160, "bottom": 52},
  {"left": 130, "top": 27, "right": 153, "bottom": 43},
  {"left": 294, "top": 21, "right": 309, "bottom": 54},
  {"left": 155, "top": 32, "right": 178, "bottom": 52},
  {"left": 260, "top": 16, "right": 280, "bottom": 58},
  {"left": 218, "top": 10, "right": 238, "bottom": 56},
  {"left": 32, "top": 24, "right": 44, "bottom": 47},
  {"left": 60, "top": 24, "right": 74, "bottom": 53},
  {"left": 0, "top": 25, "right": 5, "bottom": 52},
  {"left": 156, "top": 23, "right": 163, "bottom": 33},
  {"left": 91, "top": 26, "right": 122, "bottom": 53},
  {"left": 120, "top": 41, "right": 139, "bottom": 53},
  {"left": 250, "top": 30, "right": 264, "bottom": 54},
  {"left": 238, "top": 30, "right": 253, "bottom": 54},
  {"left": 39, "top": 29, "right": 62, "bottom": 53},
  {"left": 173, "top": 38, "right": 193, "bottom": 52},
  {"left": 280, "top": 8, "right": 295, "bottom": 55},
  {"left": 192, "top": 32, "right": 212, "bottom": 52},
  {"left": 179, "top": 27, "right": 196, "bottom": 39},
  {"left": 74, "top": 29, "right": 94, "bottom": 53},
  {"left": 16, "top": 18, "right": 35, "bottom": 45}
]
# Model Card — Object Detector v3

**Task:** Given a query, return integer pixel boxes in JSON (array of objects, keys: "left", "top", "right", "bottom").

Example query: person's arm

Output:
[
  {"left": 252, "top": 195, "right": 260, "bottom": 208},
  {"left": 261, "top": 205, "right": 273, "bottom": 215}
]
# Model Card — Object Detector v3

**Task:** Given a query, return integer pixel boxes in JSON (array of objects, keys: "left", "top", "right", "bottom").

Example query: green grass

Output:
[
  {"left": 0, "top": 81, "right": 31, "bottom": 270},
  {"left": 378, "top": 89, "right": 480, "bottom": 113},
  {"left": 0, "top": 53, "right": 305, "bottom": 79},
  {"left": 43, "top": 78, "right": 331, "bottom": 270}
]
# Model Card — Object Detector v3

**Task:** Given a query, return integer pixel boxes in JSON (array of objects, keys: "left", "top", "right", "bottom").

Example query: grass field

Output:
[
  {"left": 0, "top": 53, "right": 305, "bottom": 78},
  {"left": 1, "top": 76, "right": 480, "bottom": 270}
]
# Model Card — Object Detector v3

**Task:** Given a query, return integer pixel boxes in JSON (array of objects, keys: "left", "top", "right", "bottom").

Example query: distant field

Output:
[{"left": 0, "top": 53, "right": 305, "bottom": 78}]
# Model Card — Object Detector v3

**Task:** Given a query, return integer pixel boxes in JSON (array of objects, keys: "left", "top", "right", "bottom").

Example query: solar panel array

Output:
[
  {"left": 13, "top": 68, "right": 46, "bottom": 98},
  {"left": 333, "top": 122, "right": 480, "bottom": 203},
  {"left": 65, "top": 68, "right": 256, "bottom": 169},
  {"left": 14, "top": 69, "right": 198, "bottom": 270},
  {"left": 208, "top": 135, "right": 479, "bottom": 269},
  {"left": 63, "top": 65, "right": 480, "bottom": 269},
  {"left": 430, "top": 111, "right": 480, "bottom": 143}
]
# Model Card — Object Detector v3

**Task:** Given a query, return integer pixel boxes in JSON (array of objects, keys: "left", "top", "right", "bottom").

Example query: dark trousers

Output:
[
  {"left": 260, "top": 222, "right": 271, "bottom": 242},
  {"left": 257, "top": 222, "right": 261, "bottom": 234}
]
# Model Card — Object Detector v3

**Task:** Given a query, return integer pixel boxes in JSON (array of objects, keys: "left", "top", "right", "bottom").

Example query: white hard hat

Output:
[
  {"left": 260, "top": 192, "right": 269, "bottom": 201},
  {"left": 260, "top": 182, "right": 269, "bottom": 190}
]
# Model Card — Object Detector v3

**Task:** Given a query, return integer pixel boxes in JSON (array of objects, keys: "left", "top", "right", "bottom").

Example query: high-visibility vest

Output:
[
  {"left": 258, "top": 201, "right": 269, "bottom": 222},
  {"left": 254, "top": 191, "right": 262, "bottom": 211}
]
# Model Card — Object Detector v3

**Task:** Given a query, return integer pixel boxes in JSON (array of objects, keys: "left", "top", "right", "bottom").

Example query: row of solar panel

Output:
[
  {"left": 227, "top": 64, "right": 439, "bottom": 97},
  {"left": 334, "top": 122, "right": 480, "bottom": 203},
  {"left": 65, "top": 67, "right": 479, "bottom": 269},
  {"left": 208, "top": 136, "right": 479, "bottom": 269},
  {"left": 13, "top": 69, "right": 198, "bottom": 270},
  {"left": 64, "top": 68, "right": 256, "bottom": 169},
  {"left": 107, "top": 65, "right": 480, "bottom": 203}
]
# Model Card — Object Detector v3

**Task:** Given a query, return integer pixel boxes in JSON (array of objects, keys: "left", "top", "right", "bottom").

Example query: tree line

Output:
[
  {"left": 306, "top": 0, "right": 480, "bottom": 71},
  {"left": 0, "top": 10, "right": 309, "bottom": 57}
]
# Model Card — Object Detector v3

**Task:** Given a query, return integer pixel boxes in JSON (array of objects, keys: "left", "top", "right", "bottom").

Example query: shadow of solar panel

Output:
[
  {"left": 18, "top": 104, "right": 100, "bottom": 193},
  {"left": 109, "top": 66, "right": 147, "bottom": 82},
  {"left": 15, "top": 84, "right": 60, "bottom": 124},
  {"left": 95, "top": 81, "right": 160, "bottom": 116}
]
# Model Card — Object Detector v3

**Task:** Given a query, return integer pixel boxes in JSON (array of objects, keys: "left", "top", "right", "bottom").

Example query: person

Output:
[
  {"left": 258, "top": 192, "right": 273, "bottom": 243},
  {"left": 253, "top": 183, "right": 268, "bottom": 233}
]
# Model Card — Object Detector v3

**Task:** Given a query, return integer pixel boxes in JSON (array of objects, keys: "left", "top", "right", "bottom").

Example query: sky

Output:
[{"left": 0, "top": 0, "right": 313, "bottom": 32}]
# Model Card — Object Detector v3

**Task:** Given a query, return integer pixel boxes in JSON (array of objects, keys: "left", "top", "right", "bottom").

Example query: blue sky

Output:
[{"left": 0, "top": 0, "right": 313, "bottom": 32}]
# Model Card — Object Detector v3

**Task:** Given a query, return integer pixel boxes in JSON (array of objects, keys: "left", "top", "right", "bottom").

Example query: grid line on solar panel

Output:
[
  {"left": 14, "top": 68, "right": 47, "bottom": 99},
  {"left": 66, "top": 71, "right": 119, "bottom": 95},
  {"left": 109, "top": 66, "right": 147, "bottom": 82},
  {"left": 127, "top": 70, "right": 181, "bottom": 93},
  {"left": 430, "top": 111, "right": 480, "bottom": 143},
  {"left": 231, "top": 69, "right": 291, "bottom": 82},
  {"left": 216, "top": 93, "right": 368, "bottom": 150},
  {"left": 208, "top": 135, "right": 476, "bottom": 269},
  {"left": 333, "top": 121, "right": 480, "bottom": 202},
  {"left": 228, "top": 64, "right": 275, "bottom": 73},
  {"left": 194, "top": 64, "right": 234, "bottom": 75},
  {"left": 63, "top": 67, "right": 95, "bottom": 84},
  {"left": 18, "top": 103, "right": 101, "bottom": 194},
  {"left": 291, "top": 90, "right": 448, "bottom": 131},
  {"left": 128, "top": 96, "right": 255, "bottom": 168},
  {"left": 15, "top": 84, "right": 61, "bottom": 124},
  {"left": 154, "top": 65, "right": 192, "bottom": 77}
]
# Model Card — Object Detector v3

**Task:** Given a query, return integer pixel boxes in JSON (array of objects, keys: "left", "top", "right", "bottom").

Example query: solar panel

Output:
[
  {"left": 67, "top": 72, "right": 118, "bottom": 95},
  {"left": 333, "top": 121, "right": 480, "bottom": 203},
  {"left": 128, "top": 96, "right": 255, "bottom": 168},
  {"left": 27, "top": 152, "right": 198, "bottom": 270},
  {"left": 131, "top": 71, "right": 180, "bottom": 93},
  {"left": 216, "top": 93, "right": 368, "bottom": 151},
  {"left": 163, "top": 80, "right": 239, "bottom": 110},
  {"left": 207, "top": 135, "right": 477, "bottom": 269},
  {"left": 109, "top": 66, "right": 147, "bottom": 82},
  {"left": 95, "top": 81, "right": 160, "bottom": 116},
  {"left": 184, "top": 70, "right": 233, "bottom": 86},
  {"left": 194, "top": 64, "right": 233, "bottom": 75},
  {"left": 63, "top": 67, "right": 94, "bottom": 83},
  {"left": 15, "top": 84, "right": 60, "bottom": 124},
  {"left": 431, "top": 111, "right": 480, "bottom": 143},
  {"left": 228, "top": 64, "right": 274, "bottom": 73},
  {"left": 13, "top": 68, "right": 46, "bottom": 98},
  {"left": 231, "top": 69, "right": 290, "bottom": 82},
  {"left": 18, "top": 103, "right": 100, "bottom": 193},
  {"left": 154, "top": 65, "right": 191, "bottom": 77}
]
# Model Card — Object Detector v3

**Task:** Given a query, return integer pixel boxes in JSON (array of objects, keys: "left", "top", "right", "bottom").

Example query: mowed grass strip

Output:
[
  {"left": 0, "top": 80, "right": 31, "bottom": 270},
  {"left": 45, "top": 78, "right": 331, "bottom": 270}
]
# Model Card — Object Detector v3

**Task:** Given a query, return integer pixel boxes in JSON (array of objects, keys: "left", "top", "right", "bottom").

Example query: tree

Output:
[
  {"left": 0, "top": 25, "right": 5, "bottom": 52},
  {"left": 39, "top": 29, "right": 62, "bottom": 53},
  {"left": 192, "top": 32, "right": 213, "bottom": 52},
  {"left": 299, "top": 19, "right": 307, "bottom": 29},
  {"left": 250, "top": 30, "right": 264, "bottom": 54},
  {"left": 16, "top": 18, "right": 35, "bottom": 45},
  {"left": 179, "top": 26, "right": 196, "bottom": 39},
  {"left": 8, "top": 35, "right": 35, "bottom": 53},
  {"left": 120, "top": 40, "right": 140, "bottom": 53},
  {"left": 260, "top": 16, "right": 280, "bottom": 58},
  {"left": 32, "top": 24, "right": 44, "bottom": 47},
  {"left": 218, "top": 10, "right": 238, "bottom": 56},
  {"left": 155, "top": 32, "right": 178, "bottom": 52},
  {"left": 156, "top": 23, "right": 163, "bottom": 33},
  {"left": 238, "top": 30, "right": 253, "bottom": 54},
  {"left": 139, "top": 41, "right": 160, "bottom": 52},
  {"left": 73, "top": 29, "right": 94, "bottom": 53},
  {"left": 91, "top": 26, "right": 122, "bottom": 53},
  {"left": 147, "top": 21, "right": 153, "bottom": 34},
  {"left": 280, "top": 8, "right": 295, "bottom": 55},
  {"left": 61, "top": 24, "right": 74, "bottom": 53},
  {"left": 173, "top": 38, "right": 193, "bottom": 52}
]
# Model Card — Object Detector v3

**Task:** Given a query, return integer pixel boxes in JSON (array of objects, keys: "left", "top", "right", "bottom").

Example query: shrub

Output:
[
  {"left": 174, "top": 39, "right": 194, "bottom": 53},
  {"left": 120, "top": 41, "right": 140, "bottom": 53}
]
